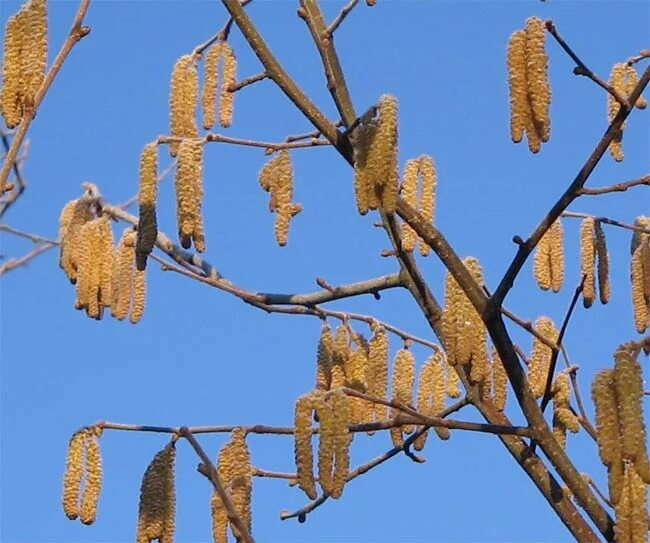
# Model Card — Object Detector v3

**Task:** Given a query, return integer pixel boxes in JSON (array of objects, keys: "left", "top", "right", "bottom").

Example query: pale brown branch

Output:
[
  {"left": 562, "top": 211, "right": 650, "bottom": 234},
  {"left": 546, "top": 20, "right": 628, "bottom": 107},
  {"left": 193, "top": 0, "right": 254, "bottom": 57},
  {"left": 0, "top": 0, "right": 92, "bottom": 195},
  {"left": 0, "top": 243, "right": 55, "bottom": 275},
  {"left": 578, "top": 174, "right": 649, "bottom": 195},
  {"left": 0, "top": 224, "right": 58, "bottom": 245},
  {"left": 228, "top": 72, "right": 268, "bottom": 92},
  {"left": 0, "top": 130, "right": 27, "bottom": 218},
  {"left": 179, "top": 427, "right": 255, "bottom": 543},
  {"left": 626, "top": 49, "right": 650, "bottom": 67},
  {"left": 252, "top": 468, "right": 298, "bottom": 480},
  {"left": 156, "top": 133, "right": 330, "bottom": 151},
  {"left": 324, "top": 0, "right": 360, "bottom": 37}
]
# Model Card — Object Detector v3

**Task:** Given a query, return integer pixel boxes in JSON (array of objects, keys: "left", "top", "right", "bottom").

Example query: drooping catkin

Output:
[
  {"left": 627, "top": 465, "right": 648, "bottom": 542},
  {"left": 24, "top": 0, "right": 47, "bottom": 105},
  {"left": 400, "top": 159, "right": 419, "bottom": 252},
  {"left": 136, "top": 143, "right": 158, "bottom": 271},
  {"left": 175, "top": 139, "right": 205, "bottom": 251},
  {"left": 59, "top": 198, "right": 92, "bottom": 283},
  {"left": 418, "top": 155, "right": 437, "bottom": 256},
  {"left": 129, "top": 269, "right": 146, "bottom": 324},
  {"left": 228, "top": 429, "right": 253, "bottom": 540},
  {"left": 624, "top": 63, "right": 648, "bottom": 109},
  {"left": 202, "top": 43, "right": 221, "bottom": 130},
  {"left": 607, "top": 63, "right": 627, "bottom": 162},
  {"left": 169, "top": 55, "right": 199, "bottom": 157},
  {"left": 275, "top": 202, "right": 302, "bottom": 247},
  {"left": 315, "top": 323, "right": 333, "bottom": 391},
  {"left": 491, "top": 344, "right": 508, "bottom": 412},
  {"left": 368, "top": 324, "right": 389, "bottom": 424},
  {"left": 111, "top": 229, "right": 136, "bottom": 321},
  {"left": 552, "top": 372, "right": 580, "bottom": 436},
  {"left": 79, "top": 429, "right": 103, "bottom": 525},
  {"left": 331, "top": 324, "right": 350, "bottom": 390},
  {"left": 631, "top": 244, "right": 648, "bottom": 334},
  {"left": 390, "top": 347, "right": 416, "bottom": 445},
  {"left": 533, "top": 227, "right": 552, "bottom": 291},
  {"left": 1, "top": 13, "right": 23, "bottom": 128},
  {"left": 446, "top": 361, "right": 461, "bottom": 398},
  {"left": 528, "top": 316, "right": 558, "bottom": 399},
  {"left": 352, "top": 111, "right": 380, "bottom": 215},
  {"left": 524, "top": 17, "right": 551, "bottom": 142},
  {"left": 580, "top": 217, "right": 596, "bottom": 308},
  {"left": 219, "top": 42, "right": 236, "bottom": 128},
  {"left": 442, "top": 271, "right": 463, "bottom": 366},
  {"left": 136, "top": 444, "right": 176, "bottom": 543},
  {"left": 329, "top": 389, "right": 351, "bottom": 499},
  {"left": 75, "top": 218, "right": 104, "bottom": 318},
  {"left": 314, "top": 395, "right": 334, "bottom": 496},
  {"left": 593, "top": 221, "right": 611, "bottom": 304},
  {"left": 507, "top": 30, "right": 528, "bottom": 144},
  {"left": 464, "top": 257, "right": 488, "bottom": 386},
  {"left": 346, "top": 335, "right": 368, "bottom": 392},
  {"left": 62, "top": 429, "right": 88, "bottom": 520},
  {"left": 414, "top": 351, "right": 449, "bottom": 450},
  {"left": 97, "top": 216, "right": 114, "bottom": 308},
  {"left": 294, "top": 394, "right": 317, "bottom": 500},
  {"left": 548, "top": 219, "right": 564, "bottom": 293}
]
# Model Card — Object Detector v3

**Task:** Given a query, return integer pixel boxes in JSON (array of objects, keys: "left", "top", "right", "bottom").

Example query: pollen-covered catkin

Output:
[
  {"left": 175, "top": 139, "right": 205, "bottom": 251},
  {"left": 400, "top": 159, "right": 419, "bottom": 253},
  {"left": 202, "top": 43, "right": 221, "bottom": 130},
  {"left": 169, "top": 55, "right": 199, "bottom": 157},
  {"left": 315, "top": 323, "right": 333, "bottom": 391},
  {"left": 414, "top": 351, "right": 449, "bottom": 450},
  {"left": 528, "top": 316, "right": 558, "bottom": 399},
  {"left": 491, "top": 345, "right": 508, "bottom": 412},
  {"left": 552, "top": 372, "right": 580, "bottom": 436},
  {"left": 315, "top": 396, "right": 334, "bottom": 496},
  {"left": 274, "top": 202, "right": 302, "bottom": 247},
  {"left": 136, "top": 444, "right": 176, "bottom": 543},
  {"left": 228, "top": 429, "right": 253, "bottom": 540},
  {"left": 631, "top": 245, "right": 648, "bottom": 333},
  {"left": 330, "top": 324, "right": 350, "bottom": 390},
  {"left": 593, "top": 221, "right": 610, "bottom": 304},
  {"left": 367, "top": 324, "right": 389, "bottom": 424},
  {"left": 352, "top": 113, "right": 380, "bottom": 215},
  {"left": 80, "top": 429, "right": 103, "bottom": 525},
  {"left": 624, "top": 64, "right": 648, "bottom": 109},
  {"left": 294, "top": 394, "right": 317, "bottom": 500},
  {"left": 129, "top": 268, "right": 146, "bottom": 324},
  {"left": 607, "top": 63, "right": 627, "bottom": 162},
  {"left": 219, "top": 42, "right": 236, "bottom": 128},
  {"left": 75, "top": 219, "right": 103, "bottom": 318},
  {"left": 24, "top": 0, "right": 48, "bottom": 105},
  {"left": 580, "top": 217, "right": 596, "bottom": 308},
  {"left": 507, "top": 30, "right": 528, "bottom": 144},
  {"left": 549, "top": 219, "right": 564, "bottom": 293},
  {"left": 346, "top": 339, "right": 368, "bottom": 393},
  {"left": 136, "top": 143, "right": 158, "bottom": 271},
  {"left": 524, "top": 17, "right": 551, "bottom": 142},
  {"left": 62, "top": 429, "right": 88, "bottom": 520},
  {"left": 418, "top": 155, "right": 437, "bottom": 256},
  {"left": 390, "top": 347, "right": 416, "bottom": 445},
  {"left": 329, "top": 389, "right": 351, "bottom": 499},
  {"left": 534, "top": 228, "right": 552, "bottom": 291},
  {"left": 464, "top": 257, "right": 488, "bottom": 386},
  {"left": 111, "top": 229, "right": 136, "bottom": 321},
  {"left": 1, "top": 13, "right": 23, "bottom": 128},
  {"left": 627, "top": 465, "right": 649, "bottom": 542},
  {"left": 59, "top": 198, "right": 92, "bottom": 283},
  {"left": 442, "top": 271, "right": 463, "bottom": 366}
]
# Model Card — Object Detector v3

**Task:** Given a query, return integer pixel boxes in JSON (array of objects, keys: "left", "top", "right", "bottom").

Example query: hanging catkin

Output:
[
  {"left": 136, "top": 143, "right": 158, "bottom": 271},
  {"left": 524, "top": 17, "right": 551, "bottom": 142},
  {"left": 593, "top": 221, "right": 611, "bottom": 304},
  {"left": 175, "top": 139, "right": 205, "bottom": 251},
  {"left": 630, "top": 229, "right": 649, "bottom": 333},
  {"left": 507, "top": 30, "right": 528, "bottom": 144},
  {"left": 528, "top": 316, "right": 558, "bottom": 399},
  {"left": 130, "top": 269, "right": 146, "bottom": 324},
  {"left": 400, "top": 159, "right": 419, "bottom": 252},
  {"left": 533, "top": 227, "right": 552, "bottom": 291},
  {"left": 607, "top": 63, "right": 627, "bottom": 162},
  {"left": 389, "top": 347, "right": 416, "bottom": 446},
  {"left": 465, "top": 257, "right": 489, "bottom": 386},
  {"left": 136, "top": 443, "right": 176, "bottom": 543},
  {"left": 24, "top": 0, "right": 47, "bottom": 105},
  {"left": 111, "top": 229, "right": 136, "bottom": 321},
  {"left": 202, "top": 43, "right": 222, "bottom": 130},
  {"left": 624, "top": 63, "right": 648, "bottom": 109},
  {"left": 551, "top": 372, "right": 580, "bottom": 449},
  {"left": 352, "top": 110, "right": 380, "bottom": 215},
  {"left": 367, "top": 323, "right": 389, "bottom": 425},
  {"left": 414, "top": 351, "right": 449, "bottom": 450},
  {"left": 418, "top": 155, "right": 437, "bottom": 256},
  {"left": 79, "top": 428, "right": 103, "bottom": 525},
  {"left": 62, "top": 429, "right": 88, "bottom": 520},
  {"left": 330, "top": 324, "right": 350, "bottom": 390},
  {"left": 219, "top": 43, "right": 237, "bottom": 128},
  {"left": 580, "top": 217, "right": 596, "bottom": 308},
  {"left": 227, "top": 429, "right": 253, "bottom": 541},
  {"left": 169, "top": 55, "right": 199, "bottom": 157},
  {"left": 329, "top": 389, "right": 351, "bottom": 499},
  {"left": 315, "top": 323, "right": 333, "bottom": 391},
  {"left": 442, "top": 270, "right": 463, "bottom": 366},
  {"left": 314, "top": 395, "right": 334, "bottom": 496},
  {"left": 294, "top": 394, "right": 317, "bottom": 500},
  {"left": 59, "top": 198, "right": 92, "bottom": 283},
  {"left": 1, "top": 12, "right": 24, "bottom": 128}
]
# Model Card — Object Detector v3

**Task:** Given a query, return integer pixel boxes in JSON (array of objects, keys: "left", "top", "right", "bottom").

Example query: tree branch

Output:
[
  {"left": 561, "top": 211, "right": 650, "bottom": 235},
  {"left": 578, "top": 174, "right": 649, "bottom": 195},
  {"left": 324, "top": 0, "right": 360, "bottom": 37},
  {"left": 228, "top": 72, "right": 268, "bottom": 92}
]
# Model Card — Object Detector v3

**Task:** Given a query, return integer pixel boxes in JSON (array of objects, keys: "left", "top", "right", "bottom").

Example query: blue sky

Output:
[{"left": 1, "top": 1, "right": 649, "bottom": 542}]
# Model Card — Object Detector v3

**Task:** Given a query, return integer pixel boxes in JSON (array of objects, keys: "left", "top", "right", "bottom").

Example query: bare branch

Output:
[
  {"left": 561, "top": 211, "right": 650, "bottom": 234},
  {"left": 156, "top": 133, "right": 331, "bottom": 151},
  {"left": 0, "top": 243, "right": 55, "bottom": 275},
  {"left": 578, "top": 174, "right": 649, "bottom": 195},
  {"left": 228, "top": 72, "right": 269, "bottom": 93},
  {"left": 324, "top": 0, "right": 360, "bottom": 37}
]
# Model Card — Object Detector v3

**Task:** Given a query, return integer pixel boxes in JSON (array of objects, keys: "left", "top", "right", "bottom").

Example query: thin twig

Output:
[
  {"left": 546, "top": 20, "right": 629, "bottom": 107},
  {"left": 578, "top": 174, "right": 649, "bottom": 195},
  {"left": 567, "top": 367, "right": 598, "bottom": 441},
  {"left": 562, "top": 211, "right": 650, "bottom": 234},
  {"left": 626, "top": 49, "right": 650, "bottom": 67},
  {"left": 0, "top": 243, "right": 55, "bottom": 275},
  {"left": 156, "top": 133, "right": 330, "bottom": 151},
  {"left": 228, "top": 72, "right": 268, "bottom": 92},
  {"left": 0, "top": 131, "right": 27, "bottom": 217},
  {"left": 324, "top": 0, "right": 360, "bottom": 37},
  {"left": 0, "top": 224, "right": 58, "bottom": 245},
  {"left": 193, "top": 0, "right": 254, "bottom": 57}
]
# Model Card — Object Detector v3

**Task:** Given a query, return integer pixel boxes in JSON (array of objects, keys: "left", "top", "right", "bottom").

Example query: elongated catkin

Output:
[
  {"left": 175, "top": 139, "right": 205, "bottom": 251},
  {"left": 169, "top": 55, "right": 199, "bottom": 157},
  {"left": 294, "top": 394, "right": 317, "bottom": 500},
  {"left": 202, "top": 43, "right": 221, "bottom": 130},
  {"left": 624, "top": 64, "right": 647, "bottom": 109},
  {"left": 607, "top": 63, "right": 627, "bottom": 162},
  {"left": 631, "top": 244, "right": 648, "bottom": 333},
  {"left": 79, "top": 429, "right": 103, "bottom": 525},
  {"left": 400, "top": 159, "right": 419, "bottom": 252},
  {"left": 315, "top": 323, "right": 333, "bottom": 391},
  {"left": 418, "top": 155, "right": 437, "bottom": 256},
  {"left": 368, "top": 324, "right": 389, "bottom": 424},
  {"left": 329, "top": 389, "right": 350, "bottom": 499},
  {"left": 593, "top": 221, "right": 610, "bottom": 304},
  {"left": 507, "top": 30, "right": 528, "bottom": 144},
  {"left": 136, "top": 143, "right": 158, "bottom": 271},
  {"left": 528, "top": 316, "right": 558, "bottom": 399},
  {"left": 580, "top": 218, "right": 596, "bottom": 308},
  {"left": 390, "top": 347, "right": 415, "bottom": 445},
  {"left": 534, "top": 227, "right": 552, "bottom": 291},
  {"left": 491, "top": 345, "right": 508, "bottom": 412},
  {"left": 1, "top": 13, "right": 23, "bottom": 128},
  {"left": 524, "top": 17, "right": 551, "bottom": 142},
  {"left": 219, "top": 43, "right": 236, "bottom": 128},
  {"left": 62, "top": 429, "right": 88, "bottom": 520}
]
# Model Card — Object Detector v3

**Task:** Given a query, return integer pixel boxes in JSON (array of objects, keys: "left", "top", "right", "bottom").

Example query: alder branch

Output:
[
  {"left": 156, "top": 133, "right": 330, "bottom": 151},
  {"left": 491, "top": 63, "right": 650, "bottom": 309},
  {"left": 179, "top": 427, "right": 255, "bottom": 543},
  {"left": 545, "top": 20, "right": 628, "bottom": 107},
  {"left": 0, "top": 243, "right": 55, "bottom": 275},
  {"left": 324, "top": 0, "right": 360, "bottom": 37},
  {"left": 192, "top": 0, "right": 254, "bottom": 57},
  {"left": 627, "top": 49, "right": 650, "bottom": 66},
  {"left": 0, "top": 224, "right": 58, "bottom": 245},
  {"left": 578, "top": 174, "right": 649, "bottom": 195},
  {"left": 0, "top": 0, "right": 92, "bottom": 195},
  {"left": 228, "top": 72, "right": 269, "bottom": 93},
  {"left": 562, "top": 211, "right": 650, "bottom": 234},
  {"left": 285, "top": 120, "right": 343, "bottom": 143},
  {"left": 0, "top": 131, "right": 28, "bottom": 218}
]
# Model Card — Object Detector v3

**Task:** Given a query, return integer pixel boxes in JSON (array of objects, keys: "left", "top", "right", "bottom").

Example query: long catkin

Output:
[
  {"left": 62, "top": 429, "right": 88, "bottom": 520},
  {"left": 175, "top": 139, "right": 204, "bottom": 251},
  {"left": 315, "top": 323, "right": 333, "bottom": 391},
  {"left": 607, "top": 63, "right": 627, "bottom": 162},
  {"left": 528, "top": 316, "right": 558, "bottom": 399},
  {"left": 524, "top": 16, "right": 551, "bottom": 143},
  {"left": 136, "top": 143, "right": 159, "bottom": 271},
  {"left": 219, "top": 42, "right": 237, "bottom": 128},
  {"left": 400, "top": 159, "right": 419, "bottom": 253},
  {"left": 631, "top": 244, "right": 648, "bottom": 333},
  {"left": 534, "top": 227, "right": 552, "bottom": 291},
  {"left": 79, "top": 429, "right": 103, "bottom": 525},
  {"left": 418, "top": 155, "right": 437, "bottom": 256},
  {"left": 580, "top": 217, "right": 596, "bottom": 308},
  {"left": 202, "top": 43, "right": 222, "bottom": 130},
  {"left": 294, "top": 394, "right": 317, "bottom": 500},
  {"left": 169, "top": 55, "right": 199, "bottom": 157},
  {"left": 507, "top": 30, "right": 528, "bottom": 144},
  {"left": 548, "top": 219, "right": 564, "bottom": 293},
  {"left": 593, "top": 221, "right": 610, "bottom": 304},
  {"left": 390, "top": 347, "right": 416, "bottom": 445}
]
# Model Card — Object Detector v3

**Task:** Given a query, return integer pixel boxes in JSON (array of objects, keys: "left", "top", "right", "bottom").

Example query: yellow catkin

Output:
[
  {"left": 24, "top": 0, "right": 47, "bottom": 105},
  {"left": 548, "top": 219, "right": 564, "bottom": 293},
  {"left": 390, "top": 347, "right": 416, "bottom": 445},
  {"left": 631, "top": 245, "right": 648, "bottom": 333},
  {"left": 507, "top": 30, "right": 528, "bottom": 144},
  {"left": 593, "top": 221, "right": 610, "bottom": 304},
  {"left": 442, "top": 271, "right": 463, "bottom": 366},
  {"left": 129, "top": 268, "right": 146, "bottom": 324},
  {"left": 552, "top": 372, "right": 580, "bottom": 438},
  {"left": 330, "top": 324, "right": 349, "bottom": 390},
  {"left": 418, "top": 155, "right": 437, "bottom": 257},
  {"left": 80, "top": 429, "right": 103, "bottom": 525},
  {"left": 534, "top": 228, "right": 552, "bottom": 291},
  {"left": 446, "top": 361, "right": 461, "bottom": 398},
  {"left": 97, "top": 216, "right": 113, "bottom": 308},
  {"left": 271, "top": 150, "right": 293, "bottom": 210},
  {"left": 1, "top": 13, "right": 23, "bottom": 128},
  {"left": 608, "top": 63, "right": 627, "bottom": 162},
  {"left": 136, "top": 143, "right": 158, "bottom": 271},
  {"left": 62, "top": 429, "right": 88, "bottom": 520},
  {"left": 294, "top": 394, "right": 317, "bottom": 500},
  {"left": 614, "top": 348, "right": 650, "bottom": 481},
  {"left": 274, "top": 202, "right": 302, "bottom": 247},
  {"left": 315, "top": 323, "right": 333, "bottom": 391},
  {"left": 59, "top": 198, "right": 92, "bottom": 283},
  {"left": 491, "top": 345, "right": 508, "bottom": 412},
  {"left": 464, "top": 257, "right": 488, "bottom": 386},
  {"left": 210, "top": 491, "right": 229, "bottom": 543},
  {"left": 202, "top": 43, "right": 221, "bottom": 130},
  {"left": 111, "top": 229, "right": 135, "bottom": 321},
  {"left": 580, "top": 217, "right": 596, "bottom": 308},
  {"left": 219, "top": 42, "right": 237, "bottom": 128},
  {"left": 175, "top": 139, "right": 204, "bottom": 251},
  {"left": 414, "top": 351, "right": 449, "bottom": 450},
  {"left": 345, "top": 340, "right": 368, "bottom": 393},
  {"left": 400, "top": 159, "right": 419, "bottom": 252},
  {"left": 329, "top": 389, "right": 351, "bottom": 499},
  {"left": 524, "top": 17, "right": 551, "bottom": 142},
  {"left": 364, "top": 95, "right": 399, "bottom": 213},
  {"left": 228, "top": 429, "right": 253, "bottom": 541},
  {"left": 212, "top": 437, "right": 239, "bottom": 543},
  {"left": 367, "top": 324, "right": 389, "bottom": 425},
  {"left": 352, "top": 114, "right": 380, "bottom": 214},
  {"left": 136, "top": 444, "right": 176, "bottom": 543},
  {"left": 624, "top": 64, "right": 648, "bottom": 109},
  {"left": 75, "top": 219, "right": 101, "bottom": 316},
  {"left": 315, "top": 396, "right": 334, "bottom": 496},
  {"left": 58, "top": 199, "right": 78, "bottom": 278},
  {"left": 614, "top": 464, "right": 632, "bottom": 543},
  {"left": 528, "top": 316, "right": 558, "bottom": 399},
  {"left": 169, "top": 55, "right": 198, "bottom": 157},
  {"left": 628, "top": 465, "right": 648, "bottom": 542}
]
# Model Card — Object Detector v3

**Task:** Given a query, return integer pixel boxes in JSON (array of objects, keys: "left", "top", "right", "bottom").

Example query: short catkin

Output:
[
  {"left": 136, "top": 143, "right": 159, "bottom": 271},
  {"left": 129, "top": 269, "right": 146, "bottom": 324},
  {"left": 59, "top": 198, "right": 93, "bottom": 283},
  {"left": 607, "top": 63, "right": 627, "bottom": 162},
  {"left": 315, "top": 323, "right": 334, "bottom": 391}
]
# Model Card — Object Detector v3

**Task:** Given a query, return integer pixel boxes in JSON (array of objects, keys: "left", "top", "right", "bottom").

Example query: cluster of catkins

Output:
[
  {"left": 630, "top": 217, "right": 650, "bottom": 334},
  {"left": 258, "top": 150, "right": 302, "bottom": 246},
  {"left": 59, "top": 197, "right": 147, "bottom": 323},
  {"left": 606, "top": 62, "right": 647, "bottom": 162},
  {"left": 62, "top": 427, "right": 103, "bottom": 526},
  {"left": 212, "top": 429, "right": 253, "bottom": 543},
  {"left": 591, "top": 346, "right": 649, "bottom": 543},
  {"left": 135, "top": 443, "right": 177, "bottom": 543},
  {"left": 442, "top": 257, "right": 509, "bottom": 410},
  {"left": 507, "top": 17, "right": 551, "bottom": 153},
  {"left": 0, "top": 0, "right": 47, "bottom": 128},
  {"left": 534, "top": 219, "right": 565, "bottom": 293},
  {"left": 399, "top": 155, "right": 437, "bottom": 256}
]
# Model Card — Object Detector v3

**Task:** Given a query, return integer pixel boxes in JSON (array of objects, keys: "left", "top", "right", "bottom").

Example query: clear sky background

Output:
[{"left": 1, "top": 1, "right": 649, "bottom": 542}]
